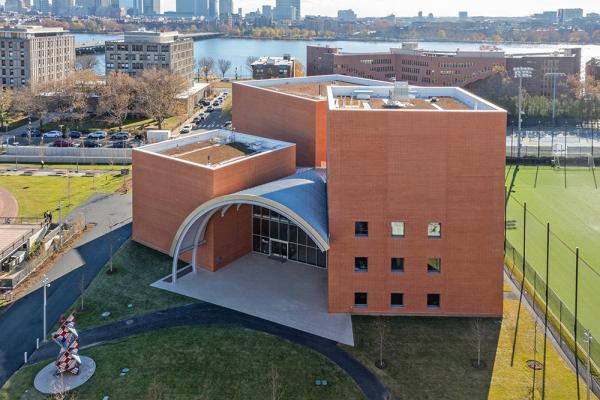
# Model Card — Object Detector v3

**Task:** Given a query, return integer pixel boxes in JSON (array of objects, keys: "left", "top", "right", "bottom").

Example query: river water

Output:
[{"left": 75, "top": 33, "right": 600, "bottom": 77}]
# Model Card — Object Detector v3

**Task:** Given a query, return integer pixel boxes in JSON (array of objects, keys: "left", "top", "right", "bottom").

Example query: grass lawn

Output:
[
  {"left": 0, "top": 174, "right": 127, "bottom": 218},
  {"left": 345, "top": 296, "right": 596, "bottom": 400},
  {"left": 60, "top": 240, "right": 193, "bottom": 330},
  {"left": 505, "top": 165, "right": 600, "bottom": 365},
  {"left": 43, "top": 116, "right": 154, "bottom": 134},
  {"left": 0, "top": 326, "right": 364, "bottom": 400}
]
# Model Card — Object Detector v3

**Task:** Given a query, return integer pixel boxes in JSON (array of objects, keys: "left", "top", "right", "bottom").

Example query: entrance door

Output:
[{"left": 270, "top": 239, "right": 288, "bottom": 259}]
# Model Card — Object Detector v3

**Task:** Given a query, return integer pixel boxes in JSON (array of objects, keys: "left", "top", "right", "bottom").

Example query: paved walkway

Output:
[
  {"left": 0, "top": 187, "right": 18, "bottom": 218},
  {"left": 28, "top": 302, "right": 390, "bottom": 400},
  {"left": 153, "top": 253, "right": 354, "bottom": 345},
  {"left": 0, "top": 193, "right": 132, "bottom": 387}
]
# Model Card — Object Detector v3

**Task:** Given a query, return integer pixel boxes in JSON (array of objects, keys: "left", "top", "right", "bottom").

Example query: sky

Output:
[{"left": 160, "top": 0, "right": 600, "bottom": 18}]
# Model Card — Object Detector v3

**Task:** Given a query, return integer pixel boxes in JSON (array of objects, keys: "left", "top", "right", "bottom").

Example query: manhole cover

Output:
[{"left": 527, "top": 360, "right": 543, "bottom": 370}]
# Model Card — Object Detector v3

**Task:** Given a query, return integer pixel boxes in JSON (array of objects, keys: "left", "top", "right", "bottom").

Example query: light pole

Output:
[
  {"left": 514, "top": 67, "right": 534, "bottom": 158},
  {"left": 42, "top": 275, "right": 51, "bottom": 342},
  {"left": 584, "top": 330, "right": 594, "bottom": 400},
  {"left": 545, "top": 72, "right": 567, "bottom": 126}
]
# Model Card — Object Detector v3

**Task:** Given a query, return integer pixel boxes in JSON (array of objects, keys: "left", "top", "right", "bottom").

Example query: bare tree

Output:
[
  {"left": 217, "top": 59, "right": 232, "bottom": 79},
  {"left": 97, "top": 72, "right": 136, "bottom": 131},
  {"left": 51, "top": 69, "right": 99, "bottom": 129},
  {"left": 197, "top": 57, "right": 215, "bottom": 82},
  {"left": 375, "top": 317, "right": 388, "bottom": 369},
  {"left": 471, "top": 318, "right": 486, "bottom": 368},
  {"left": 245, "top": 56, "right": 258, "bottom": 74},
  {"left": 13, "top": 85, "right": 51, "bottom": 129},
  {"left": 271, "top": 365, "right": 282, "bottom": 400},
  {"left": 75, "top": 54, "right": 99, "bottom": 71},
  {"left": 0, "top": 88, "right": 14, "bottom": 133},
  {"left": 136, "top": 69, "right": 187, "bottom": 130}
]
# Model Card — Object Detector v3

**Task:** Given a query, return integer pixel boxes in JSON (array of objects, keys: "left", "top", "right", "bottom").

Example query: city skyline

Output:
[{"left": 161, "top": 0, "right": 600, "bottom": 17}]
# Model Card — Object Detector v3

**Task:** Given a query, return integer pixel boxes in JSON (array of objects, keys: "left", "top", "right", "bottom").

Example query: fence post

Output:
[
  {"left": 542, "top": 222, "right": 550, "bottom": 400},
  {"left": 511, "top": 201, "right": 527, "bottom": 367},
  {"left": 575, "top": 247, "right": 581, "bottom": 400}
]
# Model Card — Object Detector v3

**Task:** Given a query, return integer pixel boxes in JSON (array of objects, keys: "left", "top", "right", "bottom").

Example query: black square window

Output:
[
  {"left": 355, "top": 221, "right": 368, "bottom": 237},
  {"left": 427, "top": 293, "right": 441, "bottom": 308},
  {"left": 391, "top": 257, "right": 404, "bottom": 272},
  {"left": 391, "top": 293, "right": 404, "bottom": 308},
  {"left": 427, "top": 258, "right": 441, "bottom": 274},
  {"left": 355, "top": 257, "right": 368, "bottom": 272},
  {"left": 354, "top": 292, "right": 368, "bottom": 307}
]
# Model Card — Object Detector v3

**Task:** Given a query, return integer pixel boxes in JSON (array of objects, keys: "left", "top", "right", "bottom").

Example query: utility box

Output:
[{"left": 146, "top": 130, "right": 172, "bottom": 143}]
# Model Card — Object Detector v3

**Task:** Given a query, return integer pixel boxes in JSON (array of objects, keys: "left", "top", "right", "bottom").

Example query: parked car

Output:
[
  {"left": 199, "top": 114, "right": 207, "bottom": 121},
  {"left": 83, "top": 138, "right": 103, "bottom": 148},
  {"left": 201, "top": 100, "right": 211, "bottom": 106},
  {"left": 110, "top": 131, "right": 130, "bottom": 141},
  {"left": 109, "top": 140, "right": 132, "bottom": 148},
  {"left": 52, "top": 139, "right": 75, "bottom": 147},
  {"left": 69, "top": 131, "right": 82, "bottom": 139},
  {"left": 29, "top": 130, "right": 42, "bottom": 138},
  {"left": 87, "top": 130, "right": 107, "bottom": 139},
  {"left": 206, "top": 106, "right": 214, "bottom": 112},
  {"left": 20, "top": 130, "right": 37, "bottom": 138},
  {"left": 212, "top": 100, "right": 220, "bottom": 106},
  {"left": 42, "top": 131, "right": 62, "bottom": 139},
  {"left": 192, "top": 116, "right": 201, "bottom": 123},
  {"left": 180, "top": 124, "right": 193, "bottom": 134}
]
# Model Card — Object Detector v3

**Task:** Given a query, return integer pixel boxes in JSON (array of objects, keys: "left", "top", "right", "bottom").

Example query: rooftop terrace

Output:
[
  {"left": 136, "top": 130, "right": 294, "bottom": 169},
  {"left": 328, "top": 84, "right": 504, "bottom": 112},
  {"left": 240, "top": 74, "right": 392, "bottom": 100}
]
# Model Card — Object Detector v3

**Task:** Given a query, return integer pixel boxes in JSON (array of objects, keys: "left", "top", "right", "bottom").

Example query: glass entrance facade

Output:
[{"left": 252, "top": 206, "right": 327, "bottom": 268}]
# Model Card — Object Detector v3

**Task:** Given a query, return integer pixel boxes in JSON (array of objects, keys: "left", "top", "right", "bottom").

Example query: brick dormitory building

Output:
[
  {"left": 132, "top": 75, "right": 506, "bottom": 339},
  {"left": 307, "top": 43, "right": 582, "bottom": 96}
]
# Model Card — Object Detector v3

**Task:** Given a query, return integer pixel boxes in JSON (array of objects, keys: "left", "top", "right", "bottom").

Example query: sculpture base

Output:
[{"left": 34, "top": 356, "right": 96, "bottom": 395}]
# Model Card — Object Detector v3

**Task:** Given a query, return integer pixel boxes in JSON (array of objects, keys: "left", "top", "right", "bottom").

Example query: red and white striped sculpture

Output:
[{"left": 51, "top": 313, "right": 81, "bottom": 376}]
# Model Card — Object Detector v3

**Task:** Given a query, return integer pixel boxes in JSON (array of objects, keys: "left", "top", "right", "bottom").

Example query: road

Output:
[{"left": 0, "top": 192, "right": 132, "bottom": 387}]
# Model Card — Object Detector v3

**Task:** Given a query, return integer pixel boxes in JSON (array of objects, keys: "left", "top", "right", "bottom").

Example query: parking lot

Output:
[
  {"left": 2, "top": 130, "right": 145, "bottom": 149},
  {"left": 179, "top": 91, "right": 232, "bottom": 135}
]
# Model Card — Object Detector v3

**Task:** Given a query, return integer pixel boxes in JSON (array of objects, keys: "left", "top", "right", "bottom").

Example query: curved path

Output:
[
  {"left": 0, "top": 187, "right": 18, "bottom": 218},
  {"left": 29, "top": 303, "right": 390, "bottom": 400}
]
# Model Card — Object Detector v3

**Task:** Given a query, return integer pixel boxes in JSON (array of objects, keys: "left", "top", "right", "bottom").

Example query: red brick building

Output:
[
  {"left": 308, "top": 43, "right": 581, "bottom": 96},
  {"left": 132, "top": 76, "right": 506, "bottom": 318}
]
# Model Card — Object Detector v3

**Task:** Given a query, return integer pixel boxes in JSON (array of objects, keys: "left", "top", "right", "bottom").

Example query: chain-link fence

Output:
[{"left": 505, "top": 195, "right": 600, "bottom": 380}]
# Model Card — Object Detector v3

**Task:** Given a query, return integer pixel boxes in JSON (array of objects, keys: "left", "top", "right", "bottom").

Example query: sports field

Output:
[{"left": 505, "top": 165, "right": 600, "bottom": 366}]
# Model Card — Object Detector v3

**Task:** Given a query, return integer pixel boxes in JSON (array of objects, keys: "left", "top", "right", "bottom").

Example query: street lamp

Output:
[
  {"left": 584, "top": 330, "right": 594, "bottom": 400},
  {"left": 42, "top": 275, "right": 51, "bottom": 342},
  {"left": 514, "top": 67, "right": 534, "bottom": 158},
  {"left": 545, "top": 72, "right": 567, "bottom": 126}
]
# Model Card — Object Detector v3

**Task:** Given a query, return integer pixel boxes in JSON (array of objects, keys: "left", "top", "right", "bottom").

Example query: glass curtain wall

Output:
[{"left": 252, "top": 206, "right": 327, "bottom": 268}]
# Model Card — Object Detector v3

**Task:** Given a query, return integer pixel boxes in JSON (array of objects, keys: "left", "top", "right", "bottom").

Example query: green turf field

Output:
[{"left": 505, "top": 165, "right": 600, "bottom": 366}]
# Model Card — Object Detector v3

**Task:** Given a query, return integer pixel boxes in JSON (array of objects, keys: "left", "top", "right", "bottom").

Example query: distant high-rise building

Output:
[
  {"left": 33, "top": 0, "right": 50, "bottom": 12},
  {"left": 238, "top": 7, "right": 242, "bottom": 16},
  {"left": 262, "top": 5, "right": 272, "bottom": 19},
  {"left": 208, "top": 0, "right": 218, "bottom": 18},
  {"left": 53, "top": 0, "right": 74, "bottom": 15},
  {"left": 142, "top": 0, "right": 159, "bottom": 15},
  {"left": 176, "top": 0, "right": 208, "bottom": 16},
  {"left": 557, "top": 8, "right": 583, "bottom": 23},
  {"left": 275, "top": 0, "right": 300, "bottom": 20},
  {"left": 458, "top": 11, "right": 468, "bottom": 19},
  {"left": 219, "top": 0, "right": 233, "bottom": 15},
  {"left": 337, "top": 9, "right": 356, "bottom": 22},
  {"left": 417, "top": 11, "right": 423, "bottom": 18},
  {"left": 5, "top": 0, "right": 24, "bottom": 12}
]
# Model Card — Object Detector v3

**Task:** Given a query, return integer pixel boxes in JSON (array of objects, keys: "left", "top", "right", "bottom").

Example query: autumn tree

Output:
[
  {"left": 217, "top": 59, "right": 232, "bottom": 79},
  {"left": 293, "top": 60, "right": 305, "bottom": 77},
  {"left": 97, "top": 72, "right": 136, "bottom": 131},
  {"left": 50, "top": 69, "right": 99, "bottom": 128},
  {"left": 0, "top": 89, "right": 14, "bottom": 132},
  {"left": 136, "top": 69, "right": 188, "bottom": 130},
  {"left": 197, "top": 56, "right": 215, "bottom": 82},
  {"left": 13, "top": 85, "right": 51, "bottom": 129}
]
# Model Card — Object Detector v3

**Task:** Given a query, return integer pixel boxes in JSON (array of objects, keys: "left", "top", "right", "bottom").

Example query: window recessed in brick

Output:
[
  {"left": 355, "top": 221, "right": 368, "bottom": 237},
  {"left": 427, "top": 293, "right": 441, "bottom": 308},
  {"left": 391, "top": 257, "right": 404, "bottom": 272},
  {"left": 427, "top": 258, "right": 441, "bottom": 274},
  {"left": 391, "top": 293, "right": 404, "bottom": 308},
  {"left": 354, "top": 292, "right": 368, "bottom": 307},
  {"left": 391, "top": 221, "right": 405, "bottom": 237},
  {"left": 355, "top": 257, "right": 368, "bottom": 272}
]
